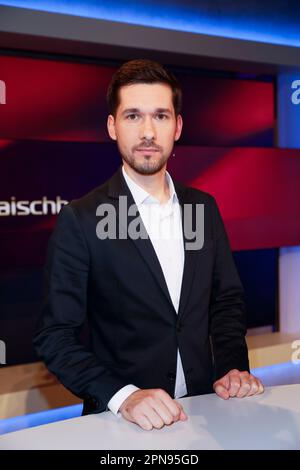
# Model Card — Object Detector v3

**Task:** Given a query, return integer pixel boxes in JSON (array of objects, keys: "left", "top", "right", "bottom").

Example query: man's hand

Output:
[
  {"left": 213, "top": 369, "right": 264, "bottom": 399},
  {"left": 119, "top": 388, "right": 188, "bottom": 431}
]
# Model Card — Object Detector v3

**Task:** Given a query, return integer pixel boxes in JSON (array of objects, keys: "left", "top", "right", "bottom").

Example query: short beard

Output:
[{"left": 120, "top": 149, "right": 169, "bottom": 176}]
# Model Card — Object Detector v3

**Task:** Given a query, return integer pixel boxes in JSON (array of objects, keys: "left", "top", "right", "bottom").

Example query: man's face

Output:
[{"left": 107, "top": 83, "right": 183, "bottom": 175}]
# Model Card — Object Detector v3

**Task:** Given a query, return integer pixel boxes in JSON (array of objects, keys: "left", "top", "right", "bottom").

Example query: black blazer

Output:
[{"left": 34, "top": 167, "right": 249, "bottom": 415}]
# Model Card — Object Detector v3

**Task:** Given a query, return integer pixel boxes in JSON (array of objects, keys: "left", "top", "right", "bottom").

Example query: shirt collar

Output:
[{"left": 122, "top": 165, "right": 178, "bottom": 207}]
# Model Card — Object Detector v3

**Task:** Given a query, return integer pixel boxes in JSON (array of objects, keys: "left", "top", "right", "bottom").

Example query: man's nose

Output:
[{"left": 140, "top": 116, "right": 156, "bottom": 141}]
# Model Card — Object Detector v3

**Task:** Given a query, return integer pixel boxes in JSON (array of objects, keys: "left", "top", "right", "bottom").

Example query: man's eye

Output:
[
  {"left": 126, "top": 114, "right": 139, "bottom": 120},
  {"left": 156, "top": 114, "right": 168, "bottom": 120}
]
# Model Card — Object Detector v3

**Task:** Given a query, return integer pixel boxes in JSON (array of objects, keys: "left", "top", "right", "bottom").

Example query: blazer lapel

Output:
[
  {"left": 175, "top": 182, "right": 200, "bottom": 322},
  {"left": 107, "top": 167, "right": 176, "bottom": 315}
]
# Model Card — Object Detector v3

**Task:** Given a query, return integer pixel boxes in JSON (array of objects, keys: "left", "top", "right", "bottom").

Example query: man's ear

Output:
[
  {"left": 175, "top": 114, "right": 183, "bottom": 142},
  {"left": 107, "top": 114, "right": 117, "bottom": 141}
]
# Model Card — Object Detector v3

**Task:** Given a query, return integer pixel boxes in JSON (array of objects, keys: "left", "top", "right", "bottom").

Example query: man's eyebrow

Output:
[
  {"left": 155, "top": 108, "right": 172, "bottom": 114},
  {"left": 122, "top": 108, "right": 140, "bottom": 115},
  {"left": 121, "top": 107, "right": 172, "bottom": 115}
]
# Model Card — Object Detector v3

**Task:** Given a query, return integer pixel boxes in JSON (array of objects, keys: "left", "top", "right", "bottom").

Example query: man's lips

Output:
[{"left": 135, "top": 148, "right": 159, "bottom": 152}]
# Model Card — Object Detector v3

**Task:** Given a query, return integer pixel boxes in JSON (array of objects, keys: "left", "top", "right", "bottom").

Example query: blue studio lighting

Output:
[
  {"left": 251, "top": 361, "right": 300, "bottom": 387},
  {"left": 0, "top": 403, "right": 83, "bottom": 436},
  {"left": 1, "top": 0, "right": 300, "bottom": 48}
]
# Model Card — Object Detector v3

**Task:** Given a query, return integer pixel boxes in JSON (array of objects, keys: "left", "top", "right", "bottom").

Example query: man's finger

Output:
[
  {"left": 228, "top": 372, "right": 241, "bottom": 397},
  {"left": 158, "top": 393, "right": 185, "bottom": 421},
  {"left": 142, "top": 403, "right": 166, "bottom": 429},
  {"left": 179, "top": 408, "right": 188, "bottom": 421},
  {"left": 214, "top": 382, "right": 230, "bottom": 399},
  {"left": 136, "top": 414, "right": 154, "bottom": 431},
  {"left": 257, "top": 380, "right": 265, "bottom": 394},
  {"left": 246, "top": 378, "right": 259, "bottom": 396},
  {"left": 236, "top": 374, "right": 251, "bottom": 398},
  {"left": 174, "top": 401, "right": 188, "bottom": 421},
  {"left": 152, "top": 398, "right": 179, "bottom": 425}
]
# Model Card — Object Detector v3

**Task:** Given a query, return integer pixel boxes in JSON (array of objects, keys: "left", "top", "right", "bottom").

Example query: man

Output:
[{"left": 34, "top": 59, "right": 264, "bottom": 432}]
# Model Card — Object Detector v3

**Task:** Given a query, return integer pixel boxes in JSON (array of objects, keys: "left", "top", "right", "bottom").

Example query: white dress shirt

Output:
[{"left": 107, "top": 165, "right": 187, "bottom": 416}]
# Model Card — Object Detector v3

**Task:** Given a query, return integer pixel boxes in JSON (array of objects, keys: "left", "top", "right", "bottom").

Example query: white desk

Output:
[{"left": 1, "top": 384, "right": 300, "bottom": 450}]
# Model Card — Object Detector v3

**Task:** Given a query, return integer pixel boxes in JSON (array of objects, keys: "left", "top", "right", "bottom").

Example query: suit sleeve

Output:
[
  {"left": 33, "top": 204, "right": 127, "bottom": 414},
  {"left": 208, "top": 197, "right": 250, "bottom": 381}
]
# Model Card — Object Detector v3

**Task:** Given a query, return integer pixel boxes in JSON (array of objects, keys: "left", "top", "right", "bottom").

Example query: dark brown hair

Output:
[{"left": 107, "top": 59, "right": 182, "bottom": 117}]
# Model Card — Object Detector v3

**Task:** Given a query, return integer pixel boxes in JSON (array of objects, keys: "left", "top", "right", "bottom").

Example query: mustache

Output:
[{"left": 133, "top": 141, "right": 162, "bottom": 151}]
